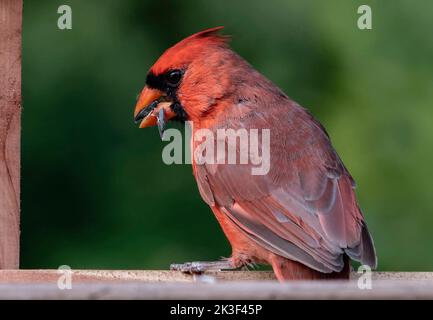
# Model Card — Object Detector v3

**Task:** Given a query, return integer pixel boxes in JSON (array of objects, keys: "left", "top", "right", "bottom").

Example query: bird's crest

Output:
[
  {"left": 180, "top": 26, "right": 230, "bottom": 44},
  {"left": 150, "top": 27, "right": 230, "bottom": 75}
]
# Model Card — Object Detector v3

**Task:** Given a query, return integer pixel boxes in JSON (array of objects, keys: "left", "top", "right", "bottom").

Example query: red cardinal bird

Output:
[{"left": 134, "top": 27, "right": 377, "bottom": 280}]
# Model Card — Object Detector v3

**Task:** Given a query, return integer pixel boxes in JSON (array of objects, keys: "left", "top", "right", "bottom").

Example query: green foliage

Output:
[{"left": 22, "top": 0, "right": 433, "bottom": 270}]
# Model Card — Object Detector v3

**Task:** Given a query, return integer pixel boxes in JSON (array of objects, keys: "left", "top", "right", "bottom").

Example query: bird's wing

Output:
[{"left": 194, "top": 100, "right": 376, "bottom": 273}]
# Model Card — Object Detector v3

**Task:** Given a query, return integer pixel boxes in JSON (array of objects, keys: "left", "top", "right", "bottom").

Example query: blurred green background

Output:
[{"left": 21, "top": 0, "right": 433, "bottom": 271}]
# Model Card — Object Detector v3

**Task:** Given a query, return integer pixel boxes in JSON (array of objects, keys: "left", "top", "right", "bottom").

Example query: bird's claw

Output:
[
  {"left": 170, "top": 262, "right": 205, "bottom": 274},
  {"left": 170, "top": 260, "right": 235, "bottom": 274}
]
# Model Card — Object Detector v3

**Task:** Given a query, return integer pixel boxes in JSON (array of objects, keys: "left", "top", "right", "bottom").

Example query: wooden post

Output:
[{"left": 0, "top": 0, "right": 22, "bottom": 269}]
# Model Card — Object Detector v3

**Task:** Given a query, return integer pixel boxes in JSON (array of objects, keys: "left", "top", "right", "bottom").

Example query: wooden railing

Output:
[{"left": 0, "top": 270, "right": 433, "bottom": 299}]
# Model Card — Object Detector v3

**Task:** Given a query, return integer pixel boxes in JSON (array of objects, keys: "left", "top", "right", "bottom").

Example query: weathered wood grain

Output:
[
  {"left": 0, "top": 0, "right": 22, "bottom": 269},
  {"left": 1, "top": 269, "right": 433, "bottom": 283},
  {"left": 0, "top": 270, "right": 433, "bottom": 299}
]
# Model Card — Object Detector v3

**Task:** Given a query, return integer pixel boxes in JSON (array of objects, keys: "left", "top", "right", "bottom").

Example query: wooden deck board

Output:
[{"left": 0, "top": 270, "right": 432, "bottom": 299}]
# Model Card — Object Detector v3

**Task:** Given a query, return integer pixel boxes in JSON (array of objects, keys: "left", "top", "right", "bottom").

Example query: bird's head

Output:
[{"left": 134, "top": 27, "right": 241, "bottom": 134}]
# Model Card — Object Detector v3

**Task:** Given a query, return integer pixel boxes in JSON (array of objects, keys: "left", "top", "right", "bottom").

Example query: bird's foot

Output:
[{"left": 170, "top": 260, "right": 234, "bottom": 274}]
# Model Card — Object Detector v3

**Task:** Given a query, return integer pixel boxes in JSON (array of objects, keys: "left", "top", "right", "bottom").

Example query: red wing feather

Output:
[{"left": 193, "top": 99, "right": 377, "bottom": 272}]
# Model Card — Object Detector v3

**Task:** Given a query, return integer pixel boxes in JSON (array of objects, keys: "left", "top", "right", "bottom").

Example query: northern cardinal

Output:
[{"left": 134, "top": 27, "right": 377, "bottom": 280}]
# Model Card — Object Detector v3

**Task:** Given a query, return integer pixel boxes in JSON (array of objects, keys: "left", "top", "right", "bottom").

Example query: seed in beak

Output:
[
  {"left": 157, "top": 108, "right": 166, "bottom": 140},
  {"left": 134, "top": 100, "right": 159, "bottom": 124}
]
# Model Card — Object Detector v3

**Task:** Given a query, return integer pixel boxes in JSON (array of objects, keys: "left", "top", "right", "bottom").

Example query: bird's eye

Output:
[{"left": 166, "top": 70, "right": 182, "bottom": 86}]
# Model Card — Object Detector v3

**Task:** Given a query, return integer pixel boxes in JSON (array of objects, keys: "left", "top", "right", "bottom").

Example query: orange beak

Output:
[{"left": 134, "top": 87, "right": 176, "bottom": 129}]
